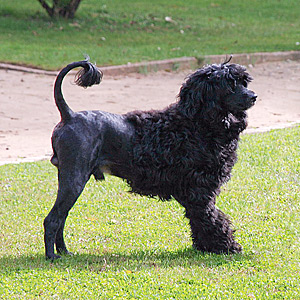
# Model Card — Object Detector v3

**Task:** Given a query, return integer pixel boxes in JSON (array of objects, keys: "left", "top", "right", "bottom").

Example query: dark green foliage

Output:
[{"left": 0, "top": 0, "right": 299, "bottom": 69}]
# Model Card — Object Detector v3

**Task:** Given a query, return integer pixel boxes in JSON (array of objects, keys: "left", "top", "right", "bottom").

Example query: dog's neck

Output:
[
  {"left": 223, "top": 112, "right": 248, "bottom": 131},
  {"left": 194, "top": 109, "right": 248, "bottom": 140}
]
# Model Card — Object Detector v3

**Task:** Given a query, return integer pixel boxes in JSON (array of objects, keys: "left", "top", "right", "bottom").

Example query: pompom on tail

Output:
[{"left": 74, "top": 60, "right": 103, "bottom": 88}]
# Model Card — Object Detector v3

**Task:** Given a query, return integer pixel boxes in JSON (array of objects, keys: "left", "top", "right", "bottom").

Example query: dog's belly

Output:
[{"left": 96, "top": 154, "right": 135, "bottom": 182}]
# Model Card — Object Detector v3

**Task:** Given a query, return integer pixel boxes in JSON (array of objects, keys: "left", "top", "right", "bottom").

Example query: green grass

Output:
[
  {"left": 0, "top": 0, "right": 299, "bottom": 69},
  {"left": 0, "top": 126, "right": 299, "bottom": 299}
]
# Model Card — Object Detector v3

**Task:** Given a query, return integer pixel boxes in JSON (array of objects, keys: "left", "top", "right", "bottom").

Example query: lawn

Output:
[
  {"left": 0, "top": 0, "right": 299, "bottom": 69},
  {"left": 0, "top": 126, "right": 299, "bottom": 299}
]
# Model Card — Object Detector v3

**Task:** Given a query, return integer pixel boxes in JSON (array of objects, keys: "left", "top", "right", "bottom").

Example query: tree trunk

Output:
[{"left": 37, "top": 0, "right": 82, "bottom": 19}]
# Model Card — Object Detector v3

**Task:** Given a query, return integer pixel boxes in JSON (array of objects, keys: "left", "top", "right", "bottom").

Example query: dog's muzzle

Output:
[{"left": 249, "top": 93, "right": 257, "bottom": 106}]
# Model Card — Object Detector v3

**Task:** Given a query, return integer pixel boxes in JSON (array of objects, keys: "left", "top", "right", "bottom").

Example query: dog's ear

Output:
[
  {"left": 227, "top": 63, "right": 253, "bottom": 87},
  {"left": 178, "top": 72, "right": 216, "bottom": 119}
]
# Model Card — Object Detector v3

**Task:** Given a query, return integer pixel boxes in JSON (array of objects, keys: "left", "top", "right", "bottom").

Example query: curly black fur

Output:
[{"left": 44, "top": 59, "right": 257, "bottom": 260}]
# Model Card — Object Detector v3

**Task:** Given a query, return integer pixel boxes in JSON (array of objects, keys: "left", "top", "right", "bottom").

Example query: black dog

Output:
[{"left": 44, "top": 58, "right": 257, "bottom": 260}]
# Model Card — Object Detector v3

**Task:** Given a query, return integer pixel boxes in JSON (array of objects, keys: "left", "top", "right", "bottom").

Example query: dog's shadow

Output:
[{"left": 0, "top": 248, "right": 254, "bottom": 273}]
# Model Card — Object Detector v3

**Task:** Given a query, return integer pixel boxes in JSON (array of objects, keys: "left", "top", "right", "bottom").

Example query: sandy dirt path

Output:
[{"left": 0, "top": 60, "right": 299, "bottom": 164}]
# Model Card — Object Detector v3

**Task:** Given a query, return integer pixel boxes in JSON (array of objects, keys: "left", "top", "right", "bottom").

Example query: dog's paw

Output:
[
  {"left": 46, "top": 254, "right": 61, "bottom": 261},
  {"left": 60, "top": 251, "right": 74, "bottom": 256},
  {"left": 57, "top": 248, "right": 74, "bottom": 256},
  {"left": 192, "top": 240, "right": 243, "bottom": 255},
  {"left": 229, "top": 242, "right": 243, "bottom": 254}
]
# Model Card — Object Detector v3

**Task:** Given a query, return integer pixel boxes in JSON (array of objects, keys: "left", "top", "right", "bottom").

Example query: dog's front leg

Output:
[{"left": 180, "top": 191, "right": 242, "bottom": 254}]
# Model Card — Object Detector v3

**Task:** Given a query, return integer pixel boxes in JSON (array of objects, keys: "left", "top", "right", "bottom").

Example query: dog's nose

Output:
[{"left": 251, "top": 94, "right": 257, "bottom": 102}]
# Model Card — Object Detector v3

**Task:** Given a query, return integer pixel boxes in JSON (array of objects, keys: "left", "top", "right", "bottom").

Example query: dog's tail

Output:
[{"left": 54, "top": 59, "right": 103, "bottom": 121}]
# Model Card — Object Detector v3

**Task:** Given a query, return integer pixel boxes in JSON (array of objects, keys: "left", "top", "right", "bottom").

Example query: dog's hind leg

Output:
[
  {"left": 44, "top": 164, "right": 90, "bottom": 260},
  {"left": 180, "top": 191, "right": 242, "bottom": 254},
  {"left": 55, "top": 217, "right": 71, "bottom": 256}
]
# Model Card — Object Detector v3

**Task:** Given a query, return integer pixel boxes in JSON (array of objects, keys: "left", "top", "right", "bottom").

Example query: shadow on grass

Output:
[{"left": 0, "top": 247, "right": 255, "bottom": 273}]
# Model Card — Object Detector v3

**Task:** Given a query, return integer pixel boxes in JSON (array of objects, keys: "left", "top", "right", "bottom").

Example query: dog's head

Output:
[{"left": 178, "top": 57, "right": 257, "bottom": 120}]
